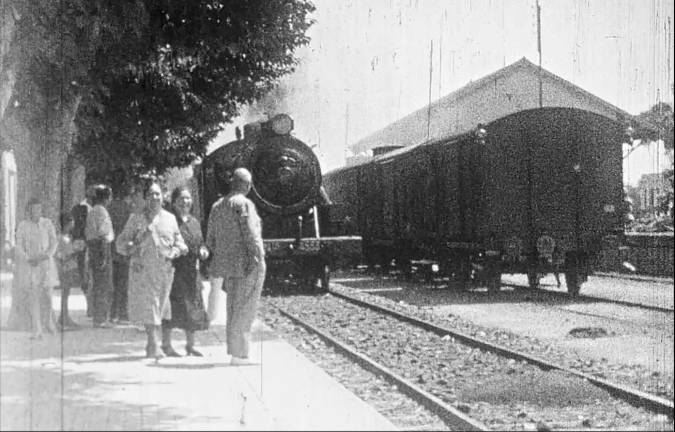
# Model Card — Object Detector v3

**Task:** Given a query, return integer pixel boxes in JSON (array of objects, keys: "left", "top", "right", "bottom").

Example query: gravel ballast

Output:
[
  {"left": 330, "top": 281, "right": 675, "bottom": 402},
  {"left": 261, "top": 305, "right": 453, "bottom": 431},
  {"left": 264, "top": 291, "right": 674, "bottom": 431}
]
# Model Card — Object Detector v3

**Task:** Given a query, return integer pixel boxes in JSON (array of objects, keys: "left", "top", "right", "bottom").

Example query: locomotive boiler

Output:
[
  {"left": 324, "top": 107, "right": 651, "bottom": 296},
  {"left": 191, "top": 114, "right": 360, "bottom": 291}
]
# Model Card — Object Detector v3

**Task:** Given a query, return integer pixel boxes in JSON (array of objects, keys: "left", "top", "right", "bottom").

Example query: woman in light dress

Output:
[
  {"left": 115, "top": 180, "right": 187, "bottom": 358},
  {"left": 8, "top": 197, "right": 59, "bottom": 339}
]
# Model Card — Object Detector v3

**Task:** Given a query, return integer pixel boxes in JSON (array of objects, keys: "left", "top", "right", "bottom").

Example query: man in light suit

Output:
[{"left": 206, "top": 168, "right": 266, "bottom": 365}]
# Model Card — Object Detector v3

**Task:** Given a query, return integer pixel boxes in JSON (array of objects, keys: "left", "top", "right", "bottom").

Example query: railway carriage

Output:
[{"left": 324, "top": 107, "right": 644, "bottom": 295}]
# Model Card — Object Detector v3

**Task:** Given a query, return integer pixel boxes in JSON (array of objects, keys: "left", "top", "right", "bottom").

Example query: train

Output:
[
  {"left": 189, "top": 114, "right": 361, "bottom": 291},
  {"left": 323, "top": 107, "right": 643, "bottom": 296}
]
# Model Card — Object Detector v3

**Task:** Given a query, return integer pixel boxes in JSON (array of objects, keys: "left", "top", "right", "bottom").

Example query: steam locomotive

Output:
[
  {"left": 324, "top": 107, "right": 647, "bottom": 296},
  {"left": 190, "top": 114, "right": 360, "bottom": 291}
]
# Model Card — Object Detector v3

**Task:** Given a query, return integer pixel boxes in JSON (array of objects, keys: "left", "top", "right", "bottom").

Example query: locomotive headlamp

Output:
[
  {"left": 474, "top": 123, "right": 488, "bottom": 145},
  {"left": 270, "top": 114, "right": 294, "bottom": 135}
]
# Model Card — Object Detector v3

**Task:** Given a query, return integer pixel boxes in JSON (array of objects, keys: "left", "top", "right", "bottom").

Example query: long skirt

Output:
[{"left": 162, "top": 260, "right": 209, "bottom": 332}]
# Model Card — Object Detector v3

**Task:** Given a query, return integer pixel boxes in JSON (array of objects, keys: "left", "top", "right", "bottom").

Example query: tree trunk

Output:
[
  {"left": 0, "top": 2, "right": 19, "bottom": 121},
  {"left": 38, "top": 93, "right": 82, "bottom": 223}
]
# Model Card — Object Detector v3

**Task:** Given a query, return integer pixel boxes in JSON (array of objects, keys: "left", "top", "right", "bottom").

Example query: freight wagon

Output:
[{"left": 324, "top": 107, "right": 650, "bottom": 295}]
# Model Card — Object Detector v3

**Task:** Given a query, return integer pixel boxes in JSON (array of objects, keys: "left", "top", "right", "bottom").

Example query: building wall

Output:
[{"left": 636, "top": 173, "right": 672, "bottom": 212}]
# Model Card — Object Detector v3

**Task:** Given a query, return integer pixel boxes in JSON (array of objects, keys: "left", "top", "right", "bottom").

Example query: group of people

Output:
[{"left": 6, "top": 168, "right": 266, "bottom": 364}]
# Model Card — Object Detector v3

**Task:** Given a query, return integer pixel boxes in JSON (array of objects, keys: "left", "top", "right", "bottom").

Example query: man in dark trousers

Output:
[
  {"left": 108, "top": 183, "right": 134, "bottom": 323},
  {"left": 71, "top": 184, "right": 96, "bottom": 318},
  {"left": 206, "top": 168, "right": 266, "bottom": 365}
]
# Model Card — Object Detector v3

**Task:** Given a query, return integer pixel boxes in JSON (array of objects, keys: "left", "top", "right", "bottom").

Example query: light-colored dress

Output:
[
  {"left": 6, "top": 217, "right": 59, "bottom": 331},
  {"left": 115, "top": 209, "right": 187, "bottom": 325},
  {"left": 14, "top": 218, "right": 60, "bottom": 289}
]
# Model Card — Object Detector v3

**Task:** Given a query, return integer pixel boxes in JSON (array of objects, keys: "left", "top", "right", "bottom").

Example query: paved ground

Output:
[
  {"left": 0, "top": 275, "right": 397, "bottom": 431},
  {"left": 504, "top": 273, "right": 674, "bottom": 310}
]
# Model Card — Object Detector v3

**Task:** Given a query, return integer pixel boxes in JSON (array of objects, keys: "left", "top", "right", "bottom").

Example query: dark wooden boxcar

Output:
[{"left": 324, "top": 107, "right": 633, "bottom": 295}]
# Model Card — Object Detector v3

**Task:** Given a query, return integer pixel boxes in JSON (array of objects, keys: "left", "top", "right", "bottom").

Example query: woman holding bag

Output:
[{"left": 115, "top": 179, "right": 187, "bottom": 359}]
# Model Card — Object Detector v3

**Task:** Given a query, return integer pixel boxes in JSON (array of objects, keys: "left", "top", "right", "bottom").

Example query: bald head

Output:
[{"left": 231, "top": 167, "right": 252, "bottom": 194}]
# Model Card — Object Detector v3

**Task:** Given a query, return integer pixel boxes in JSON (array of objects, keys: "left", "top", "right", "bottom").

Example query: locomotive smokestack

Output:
[{"left": 235, "top": 127, "right": 242, "bottom": 141}]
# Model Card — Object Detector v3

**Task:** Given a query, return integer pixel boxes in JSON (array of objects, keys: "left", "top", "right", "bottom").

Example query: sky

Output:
[{"left": 208, "top": 0, "right": 674, "bottom": 186}]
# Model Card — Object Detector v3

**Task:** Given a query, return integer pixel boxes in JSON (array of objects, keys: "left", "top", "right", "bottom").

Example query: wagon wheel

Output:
[
  {"left": 456, "top": 261, "right": 472, "bottom": 292},
  {"left": 527, "top": 270, "right": 540, "bottom": 289},
  {"left": 320, "top": 264, "right": 331, "bottom": 292},
  {"left": 565, "top": 268, "right": 581, "bottom": 297},
  {"left": 399, "top": 258, "right": 413, "bottom": 281},
  {"left": 487, "top": 271, "right": 501, "bottom": 293}
]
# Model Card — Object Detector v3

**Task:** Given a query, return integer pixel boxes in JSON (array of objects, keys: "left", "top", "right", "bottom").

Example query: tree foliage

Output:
[
  {"left": 72, "top": 0, "right": 315, "bottom": 178},
  {"left": 636, "top": 102, "right": 674, "bottom": 221}
]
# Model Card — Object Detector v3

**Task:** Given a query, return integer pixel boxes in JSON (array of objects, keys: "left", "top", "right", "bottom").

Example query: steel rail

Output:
[
  {"left": 500, "top": 282, "right": 674, "bottom": 313},
  {"left": 266, "top": 301, "right": 491, "bottom": 432},
  {"left": 328, "top": 286, "right": 675, "bottom": 417}
]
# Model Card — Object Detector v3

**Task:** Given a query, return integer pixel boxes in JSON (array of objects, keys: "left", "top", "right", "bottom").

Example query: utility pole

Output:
[
  {"left": 427, "top": 40, "right": 433, "bottom": 140},
  {"left": 536, "top": 0, "right": 543, "bottom": 108}
]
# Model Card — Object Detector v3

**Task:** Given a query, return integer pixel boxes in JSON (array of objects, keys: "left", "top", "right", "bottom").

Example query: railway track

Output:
[
  {"left": 266, "top": 287, "right": 674, "bottom": 431},
  {"left": 267, "top": 301, "right": 490, "bottom": 431},
  {"left": 326, "top": 287, "right": 674, "bottom": 416}
]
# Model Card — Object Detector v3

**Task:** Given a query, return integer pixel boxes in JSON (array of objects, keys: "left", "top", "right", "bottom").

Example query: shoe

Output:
[
  {"left": 185, "top": 346, "right": 203, "bottom": 357},
  {"left": 161, "top": 345, "right": 182, "bottom": 357},
  {"left": 230, "top": 356, "right": 257, "bottom": 366},
  {"left": 146, "top": 343, "right": 164, "bottom": 359}
]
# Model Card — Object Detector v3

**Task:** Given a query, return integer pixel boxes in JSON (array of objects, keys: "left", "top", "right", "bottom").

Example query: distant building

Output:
[
  {"left": 346, "top": 57, "right": 654, "bottom": 166},
  {"left": 635, "top": 173, "right": 673, "bottom": 213}
]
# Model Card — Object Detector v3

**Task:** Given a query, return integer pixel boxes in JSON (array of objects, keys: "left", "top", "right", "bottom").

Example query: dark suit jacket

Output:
[{"left": 71, "top": 203, "right": 89, "bottom": 241}]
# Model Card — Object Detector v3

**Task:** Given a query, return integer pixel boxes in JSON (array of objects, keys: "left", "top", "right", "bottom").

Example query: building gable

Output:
[{"left": 348, "top": 58, "right": 640, "bottom": 156}]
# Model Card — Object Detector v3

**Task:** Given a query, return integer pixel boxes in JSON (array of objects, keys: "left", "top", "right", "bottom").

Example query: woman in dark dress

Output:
[{"left": 161, "top": 186, "right": 210, "bottom": 357}]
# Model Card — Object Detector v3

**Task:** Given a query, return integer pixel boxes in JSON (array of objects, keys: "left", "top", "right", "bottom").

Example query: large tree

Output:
[
  {"left": 74, "top": 0, "right": 315, "bottom": 178},
  {"left": 6, "top": 0, "right": 148, "bottom": 219},
  {"left": 5, "top": 0, "right": 315, "bottom": 220}
]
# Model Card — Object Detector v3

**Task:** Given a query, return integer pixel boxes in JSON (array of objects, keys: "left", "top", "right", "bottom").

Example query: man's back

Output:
[{"left": 206, "top": 194, "right": 263, "bottom": 278}]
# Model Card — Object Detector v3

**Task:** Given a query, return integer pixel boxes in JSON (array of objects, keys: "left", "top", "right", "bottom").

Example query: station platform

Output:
[{"left": 0, "top": 273, "right": 397, "bottom": 431}]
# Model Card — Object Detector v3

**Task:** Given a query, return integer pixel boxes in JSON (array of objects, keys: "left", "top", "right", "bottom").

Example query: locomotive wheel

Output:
[{"left": 565, "top": 268, "right": 581, "bottom": 297}]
